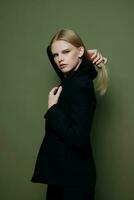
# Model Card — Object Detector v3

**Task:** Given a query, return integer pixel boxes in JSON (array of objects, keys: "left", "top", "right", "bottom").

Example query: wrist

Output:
[{"left": 48, "top": 103, "right": 56, "bottom": 109}]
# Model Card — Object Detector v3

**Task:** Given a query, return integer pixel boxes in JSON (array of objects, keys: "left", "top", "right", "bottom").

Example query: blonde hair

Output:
[{"left": 49, "top": 28, "right": 108, "bottom": 95}]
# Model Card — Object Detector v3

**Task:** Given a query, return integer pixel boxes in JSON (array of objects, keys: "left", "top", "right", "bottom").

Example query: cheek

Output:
[
  {"left": 53, "top": 57, "right": 58, "bottom": 65},
  {"left": 68, "top": 53, "right": 79, "bottom": 65}
]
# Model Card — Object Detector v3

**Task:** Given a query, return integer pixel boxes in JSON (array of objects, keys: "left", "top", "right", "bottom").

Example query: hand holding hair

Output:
[{"left": 87, "top": 49, "right": 107, "bottom": 67}]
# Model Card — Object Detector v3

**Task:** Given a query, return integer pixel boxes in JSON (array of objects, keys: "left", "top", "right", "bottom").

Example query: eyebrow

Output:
[{"left": 52, "top": 48, "right": 70, "bottom": 55}]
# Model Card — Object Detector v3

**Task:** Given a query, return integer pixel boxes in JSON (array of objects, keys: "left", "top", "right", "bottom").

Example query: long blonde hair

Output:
[{"left": 49, "top": 28, "right": 108, "bottom": 95}]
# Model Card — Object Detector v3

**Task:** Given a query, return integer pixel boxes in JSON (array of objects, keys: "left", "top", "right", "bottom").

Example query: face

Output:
[{"left": 51, "top": 40, "right": 84, "bottom": 74}]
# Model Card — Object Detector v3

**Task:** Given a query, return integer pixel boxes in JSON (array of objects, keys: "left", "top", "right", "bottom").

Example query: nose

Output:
[{"left": 58, "top": 54, "right": 63, "bottom": 62}]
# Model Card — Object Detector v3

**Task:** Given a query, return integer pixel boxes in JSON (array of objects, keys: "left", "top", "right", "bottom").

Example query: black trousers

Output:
[{"left": 46, "top": 184, "right": 95, "bottom": 200}]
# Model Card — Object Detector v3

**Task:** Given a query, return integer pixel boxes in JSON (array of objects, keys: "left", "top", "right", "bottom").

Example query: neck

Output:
[
  {"left": 74, "top": 59, "right": 82, "bottom": 71},
  {"left": 64, "top": 59, "right": 82, "bottom": 77}
]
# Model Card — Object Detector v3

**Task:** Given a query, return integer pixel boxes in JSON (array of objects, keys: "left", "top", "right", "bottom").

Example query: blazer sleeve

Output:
[{"left": 44, "top": 79, "right": 96, "bottom": 149}]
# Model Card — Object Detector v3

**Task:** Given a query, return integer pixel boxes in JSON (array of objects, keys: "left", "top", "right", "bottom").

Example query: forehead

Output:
[{"left": 51, "top": 40, "right": 75, "bottom": 52}]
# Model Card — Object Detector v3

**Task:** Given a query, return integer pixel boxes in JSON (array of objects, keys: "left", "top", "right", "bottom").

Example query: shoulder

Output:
[
  {"left": 65, "top": 76, "right": 96, "bottom": 104},
  {"left": 69, "top": 75, "right": 95, "bottom": 93}
]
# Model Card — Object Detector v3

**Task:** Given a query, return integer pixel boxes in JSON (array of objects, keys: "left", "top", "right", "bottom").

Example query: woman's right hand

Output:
[{"left": 48, "top": 86, "right": 62, "bottom": 109}]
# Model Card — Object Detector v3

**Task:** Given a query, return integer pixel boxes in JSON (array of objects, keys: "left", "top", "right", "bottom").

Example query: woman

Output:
[{"left": 31, "top": 28, "right": 108, "bottom": 200}]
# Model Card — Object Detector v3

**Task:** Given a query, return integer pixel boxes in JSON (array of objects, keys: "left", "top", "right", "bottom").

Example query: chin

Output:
[{"left": 61, "top": 68, "right": 70, "bottom": 72}]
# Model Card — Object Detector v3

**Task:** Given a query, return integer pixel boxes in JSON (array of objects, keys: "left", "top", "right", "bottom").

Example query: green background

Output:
[{"left": 0, "top": 0, "right": 134, "bottom": 199}]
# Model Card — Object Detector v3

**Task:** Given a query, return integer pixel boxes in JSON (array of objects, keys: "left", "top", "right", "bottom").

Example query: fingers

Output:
[
  {"left": 56, "top": 86, "right": 62, "bottom": 96},
  {"left": 88, "top": 49, "right": 103, "bottom": 65},
  {"left": 49, "top": 86, "right": 62, "bottom": 96},
  {"left": 49, "top": 87, "right": 58, "bottom": 96},
  {"left": 95, "top": 56, "right": 107, "bottom": 65},
  {"left": 95, "top": 55, "right": 103, "bottom": 65},
  {"left": 88, "top": 49, "right": 108, "bottom": 65},
  {"left": 92, "top": 52, "right": 103, "bottom": 64},
  {"left": 87, "top": 49, "right": 97, "bottom": 57}
]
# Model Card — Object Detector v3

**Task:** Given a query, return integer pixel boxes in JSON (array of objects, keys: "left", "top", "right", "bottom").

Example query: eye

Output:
[
  {"left": 64, "top": 50, "right": 70, "bottom": 53},
  {"left": 53, "top": 54, "right": 58, "bottom": 58}
]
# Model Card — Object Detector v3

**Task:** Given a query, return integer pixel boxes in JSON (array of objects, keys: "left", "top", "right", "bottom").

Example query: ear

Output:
[{"left": 78, "top": 46, "right": 84, "bottom": 58}]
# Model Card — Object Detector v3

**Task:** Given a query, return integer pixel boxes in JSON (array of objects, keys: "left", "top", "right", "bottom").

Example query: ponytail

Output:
[
  {"left": 84, "top": 49, "right": 109, "bottom": 96},
  {"left": 94, "top": 63, "right": 109, "bottom": 96}
]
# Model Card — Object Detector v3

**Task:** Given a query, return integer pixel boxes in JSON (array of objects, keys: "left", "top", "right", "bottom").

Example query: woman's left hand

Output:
[{"left": 87, "top": 49, "right": 107, "bottom": 66}]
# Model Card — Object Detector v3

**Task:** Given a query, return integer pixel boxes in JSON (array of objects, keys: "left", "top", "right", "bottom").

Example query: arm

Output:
[{"left": 44, "top": 79, "right": 96, "bottom": 149}]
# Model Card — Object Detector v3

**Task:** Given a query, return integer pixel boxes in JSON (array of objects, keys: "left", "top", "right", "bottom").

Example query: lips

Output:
[
  {"left": 59, "top": 64, "right": 67, "bottom": 68},
  {"left": 60, "top": 63, "right": 66, "bottom": 66}
]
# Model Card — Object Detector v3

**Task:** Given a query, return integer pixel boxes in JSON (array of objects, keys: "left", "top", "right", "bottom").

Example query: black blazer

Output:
[{"left": 31, "top": 46, "right": 98, "bottom": 187}]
